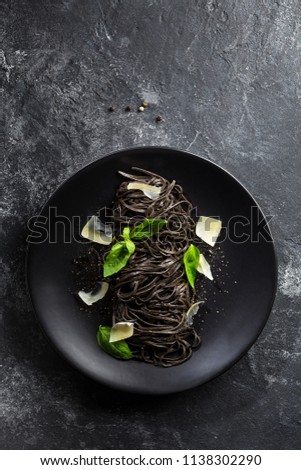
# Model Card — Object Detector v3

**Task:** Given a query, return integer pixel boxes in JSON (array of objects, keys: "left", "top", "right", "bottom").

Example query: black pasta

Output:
[{"left": 103, "top": 168, "right": 201, "bottom": 367}]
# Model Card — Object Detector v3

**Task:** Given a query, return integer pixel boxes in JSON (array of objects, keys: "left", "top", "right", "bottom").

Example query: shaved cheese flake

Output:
[
  {"left": 186, "top": 301, "right": 204, "bottom": 326},
  {"left": 127, "top": 182, "right": 161, "bottom": 200},
  {"left": 197, "top": 253, "right": 213, "bottom": 281},
  {"left": 78, "top": 282, "right": 109, "bottom": 306},
  {"left": 196, "top": 216, "right": 222, "bottom": 247},
  {"left": 81, "top": 215, "right": 112, "bottom": 245},
  {"left": 110, "top": 322, "right": 134, "bottom": 343}
]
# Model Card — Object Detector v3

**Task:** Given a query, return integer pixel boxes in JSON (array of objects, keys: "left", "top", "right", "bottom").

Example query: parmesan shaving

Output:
[
  {"left": 78, "top": 282, "right": 109, "bottom": 306},
  {"left": 110, "top": 322, "right": 134, "bottom": 343},
  {"left": 127, "top": 182, "right": 161, "bottom": 200},
  {"left": 196, "top": 216, "right": 222, "bottom": 247},
  {"left": 81, "top": 216, "right": 112, "bottom": 245},
  {"left": 197, "top": 253, "right": 213, "bottom": 281}
]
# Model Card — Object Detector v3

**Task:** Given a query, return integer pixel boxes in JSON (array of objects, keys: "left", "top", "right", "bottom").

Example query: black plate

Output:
[{"left": 27, "top": 147, "right": 277, "bottom": 394}]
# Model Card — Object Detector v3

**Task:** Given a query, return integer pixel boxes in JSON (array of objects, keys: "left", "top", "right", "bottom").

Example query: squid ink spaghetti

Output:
[{"left": 77, "top": 168, "right": 222, "bottom": 367}]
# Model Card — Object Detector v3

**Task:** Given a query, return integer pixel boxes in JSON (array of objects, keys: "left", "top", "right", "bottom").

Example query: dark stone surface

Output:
[{"left": 1, "top": 0, "right": 300, "bottom": 450}]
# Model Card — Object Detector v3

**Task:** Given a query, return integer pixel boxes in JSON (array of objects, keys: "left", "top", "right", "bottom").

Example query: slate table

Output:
[{"left": 2, "top": 0, "right": 301, "bottom": 450}]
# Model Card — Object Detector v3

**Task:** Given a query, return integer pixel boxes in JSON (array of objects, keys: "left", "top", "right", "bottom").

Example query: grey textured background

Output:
[{"left": 1, "top": 0, "right": 301, "bottom": 450}]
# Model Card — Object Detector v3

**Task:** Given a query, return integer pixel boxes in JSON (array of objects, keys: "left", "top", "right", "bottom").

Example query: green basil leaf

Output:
[
  {"left": 125, "top": 238, "right": 135, "bottom": 254},
  {"left": 97, "top": 325, "right": 133, "bottom": 360},
  {"left": 130, "top": 219, "right": 167, "bottom": 240},
  {"left": 121, "top": 227, "right": 130, "bottom": 240},
  {"left": 103, "top": 240, "right": 135, "bottom": 277},
  {"left": 184, "top": 244, "right": 200, "bottom": 288}
]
